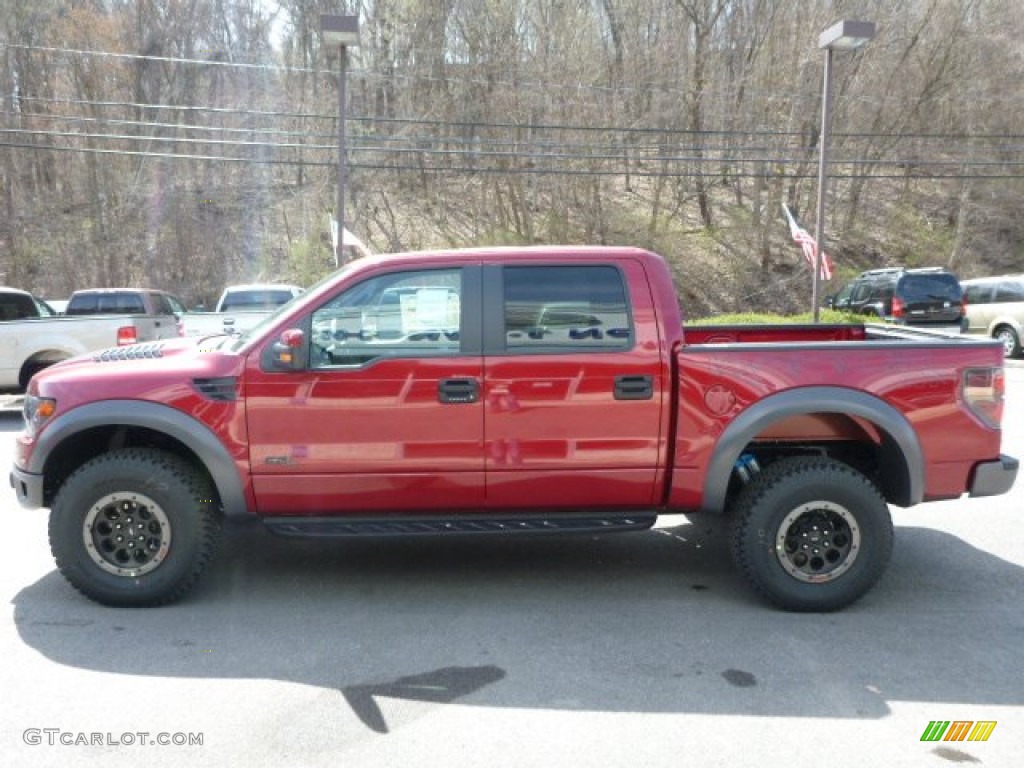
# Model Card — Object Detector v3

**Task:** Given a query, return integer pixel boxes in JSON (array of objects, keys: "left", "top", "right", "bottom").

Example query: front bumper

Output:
[
  {"left": 968, "top": 454, "right": 1019, "bottom": 498},
  {"left": 10, "top": 465, "right": 45, "bottom": 509}
]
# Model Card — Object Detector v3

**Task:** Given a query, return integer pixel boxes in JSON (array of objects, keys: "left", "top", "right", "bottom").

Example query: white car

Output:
[
  {"left": 962, "top": 274, "right": 1024, "bottom": 358},
  {"left": 181, "top": 283, "right": 304, "bottom": 337}
]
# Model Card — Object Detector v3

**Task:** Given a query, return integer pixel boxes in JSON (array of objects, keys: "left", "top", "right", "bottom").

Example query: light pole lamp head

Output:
[
  {"left": 320, "top": 14, "right": 360, "bottom": 48},
  {"left": 819, "top": 19, "right": 875, "bottom": 51}
]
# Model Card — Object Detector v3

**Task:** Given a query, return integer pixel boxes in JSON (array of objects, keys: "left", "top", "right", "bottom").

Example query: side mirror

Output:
[{"left": 266, "top": 328, "right": 307, "bottom": 371}]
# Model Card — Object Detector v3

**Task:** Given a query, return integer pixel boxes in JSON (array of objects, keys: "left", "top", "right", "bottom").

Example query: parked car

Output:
[
  {"left": 181, "top": 283, "right": 303, "bottom": 337},
  {"left": 826, "top": 267, "right": 965, "bottom": 332},
  {"left": 215, "top": 283, "right": 303, "bottom": 312},
  {"left": 0, "top": 287, "right": 58, "bottom": 321},
  {"left": 961, "top": 274, "right": 1024, "bottom": 358},
  {"left": 12, "top": 246, "right": 1016, "bottom": 611},
  {"left": 0, "top": 287, "right": 181, "bottom": 391},
  {"left": 66, "top": 287, "right": 184, "bottom": 320}
]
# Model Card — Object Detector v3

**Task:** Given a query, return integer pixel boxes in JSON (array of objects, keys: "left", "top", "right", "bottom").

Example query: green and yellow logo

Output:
[{"left": 921, "top": 721, "right": 997, "bottom": 742}]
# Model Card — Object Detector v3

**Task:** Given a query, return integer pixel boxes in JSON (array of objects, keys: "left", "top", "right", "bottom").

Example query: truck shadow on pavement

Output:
[{"left": 12, "top": 518, "right": 1024, "bottom": 733}]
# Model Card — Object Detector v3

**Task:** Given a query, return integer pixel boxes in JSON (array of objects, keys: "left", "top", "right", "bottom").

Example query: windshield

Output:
[{"left": 228, "top": 265, "right": 355, "bottom": 351}]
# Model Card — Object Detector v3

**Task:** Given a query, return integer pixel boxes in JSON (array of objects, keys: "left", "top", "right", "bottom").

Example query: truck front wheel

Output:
[
  {"left": 49, "top": 448, "right": 222, "bottom": 607},
  {"left": 729, "top": 457, "right": 893, "bottom": 612}
]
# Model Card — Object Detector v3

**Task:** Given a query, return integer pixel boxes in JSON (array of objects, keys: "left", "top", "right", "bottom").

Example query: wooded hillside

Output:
[{"left": 2, "top": 0, "right": 1022, "bottom": 315}]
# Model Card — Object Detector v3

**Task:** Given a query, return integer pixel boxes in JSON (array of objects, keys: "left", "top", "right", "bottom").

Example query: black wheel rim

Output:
[
  {"left": 82, "top": 493, "right": 172, "bottom": 577},
  {"left": 775, "top": 502, "right": 860, "bottom": 583}
]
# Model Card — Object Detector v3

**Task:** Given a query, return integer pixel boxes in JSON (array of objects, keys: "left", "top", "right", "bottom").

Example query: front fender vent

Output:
[
  {"left": 93, "top": 343, "right": 165, "bottom": 362},
  {"left": 192, "top": 376, "right": 238, "bottom": 402}
]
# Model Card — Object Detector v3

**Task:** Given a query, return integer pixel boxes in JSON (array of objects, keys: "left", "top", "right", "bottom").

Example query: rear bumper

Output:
[
  {"left": 9, "top": 465, "right": 44, "bottom": 509},
  {"left": 969, "top": 454, "right": 1019, "bottom": 497}
]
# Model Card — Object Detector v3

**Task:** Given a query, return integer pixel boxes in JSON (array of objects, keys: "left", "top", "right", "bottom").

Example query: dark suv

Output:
[{"left": 826, "top": 267, "right": 965, "bottom": 332}]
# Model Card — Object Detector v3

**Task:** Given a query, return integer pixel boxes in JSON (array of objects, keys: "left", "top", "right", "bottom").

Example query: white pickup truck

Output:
[
  {"left": 181, "top": 283, "right": 302, "bottom": 337},
  {"left": 0, "top": 287, "right": 180, "bottom": 390}
]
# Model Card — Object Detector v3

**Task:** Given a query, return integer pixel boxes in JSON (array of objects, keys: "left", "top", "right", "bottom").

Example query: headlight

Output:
[{"left": 23, "top": 395, "right": 57, "bottom": 438}]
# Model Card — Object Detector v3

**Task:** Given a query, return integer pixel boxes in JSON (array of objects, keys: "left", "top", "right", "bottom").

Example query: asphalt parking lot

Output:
[{"left": 2, "top": 367, "right": 1022, "bottom": 768}]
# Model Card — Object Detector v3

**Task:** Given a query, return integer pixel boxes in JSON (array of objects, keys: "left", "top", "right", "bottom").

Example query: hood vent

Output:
[
  {"left": 193, "top": 377, "right": 238, "bottom": 402},
  {"left": 93, "top": 343, "right": 165, "bottom": 362}
]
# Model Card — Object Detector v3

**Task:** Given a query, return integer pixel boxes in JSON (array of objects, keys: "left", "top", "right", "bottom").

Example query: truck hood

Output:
[{"left": 29, "top": 335, "right": 246, "bottom": 408}]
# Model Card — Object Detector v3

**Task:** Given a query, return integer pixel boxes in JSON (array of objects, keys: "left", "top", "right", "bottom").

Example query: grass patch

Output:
[{"left": 688, "top": 309, "right": 864, "bottom": 325}]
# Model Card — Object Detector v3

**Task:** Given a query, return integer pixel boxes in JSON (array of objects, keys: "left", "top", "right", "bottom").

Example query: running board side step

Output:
[{"left": 262, "top": 513, "right": 657, "bottom": 538}]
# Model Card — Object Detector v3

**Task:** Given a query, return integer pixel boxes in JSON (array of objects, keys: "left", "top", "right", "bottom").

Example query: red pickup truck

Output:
[{"left": 10, "top": 246, "right": 1018, "bottom": 611}]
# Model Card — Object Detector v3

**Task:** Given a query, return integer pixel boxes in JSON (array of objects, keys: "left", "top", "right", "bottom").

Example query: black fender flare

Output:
[
  {"left": 700, "top": 386, "right": 924, "bottom": 513},
  {"left": 29, "top": 400, "right": 250, "bottom": 518}
]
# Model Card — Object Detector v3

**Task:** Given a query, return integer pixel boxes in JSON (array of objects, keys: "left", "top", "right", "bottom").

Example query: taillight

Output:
[
  {"left": 961, "top": 367, "right": 1004, "bottom": 429},
  {"left": 117, "top": 326, "right": 138, "bottom": 346},
  {"left": 176, "top": 320, "right": 185, "bottom": 337},
  {"left": 960, "top": 295, "right": 968, "bottom": 316},
  {"left": 891, "top": 296, "right": 904, "bottom": 318}
]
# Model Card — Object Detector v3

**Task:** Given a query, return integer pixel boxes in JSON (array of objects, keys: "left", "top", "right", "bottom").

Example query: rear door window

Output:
[
  {"left": 0, "top": 292, "right": 40, "bottom": 320},
  {"left": 150, "top": 293, "right": 176, "bottom": 316},
  {"left": 501, "top": 265, "right": 632, "bottom": 350},
  {"left": 994, "top": 280, "right": 1024, "bottom": 302},
  {"left": 964, "top": 284, "right": 993, "bottom": 304}
]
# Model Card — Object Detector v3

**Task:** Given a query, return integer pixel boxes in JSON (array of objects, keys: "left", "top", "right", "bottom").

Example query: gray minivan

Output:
[{"left": 961, "top": 275, "right": 1024, "bottom": 358}]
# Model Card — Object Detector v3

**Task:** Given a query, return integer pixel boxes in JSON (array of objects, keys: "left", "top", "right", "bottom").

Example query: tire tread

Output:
[
  {"left": 729, "top": 456, "right": 893, "bottom": 612},
  {"left": 49, "top": 448, "right": 222, "bottom": 607}
]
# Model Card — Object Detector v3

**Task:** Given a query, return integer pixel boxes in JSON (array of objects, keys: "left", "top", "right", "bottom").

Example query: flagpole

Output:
[{"left": 812, "top": 46, "right": 834, "bottom": 323}]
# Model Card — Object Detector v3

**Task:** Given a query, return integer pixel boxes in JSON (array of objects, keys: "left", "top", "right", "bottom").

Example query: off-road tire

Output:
[
  {"left": 729, "top": 456, "right": 893, "bottom": 612},
  {"left": 49, "top": 448, "right": 221, "bottom": 607}
]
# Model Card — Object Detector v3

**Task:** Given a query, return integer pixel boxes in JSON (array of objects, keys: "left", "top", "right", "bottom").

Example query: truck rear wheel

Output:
[
  {"left": 49, "top": 448, "right": 222, "bottom": 607},
  {"left": 729, "top": 456, "right": 892, "bottom": 612}
]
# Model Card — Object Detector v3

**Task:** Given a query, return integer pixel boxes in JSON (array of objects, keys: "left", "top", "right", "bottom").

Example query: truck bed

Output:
[{"left": 681, "top": 321, "right": 996, "bottom": 346}]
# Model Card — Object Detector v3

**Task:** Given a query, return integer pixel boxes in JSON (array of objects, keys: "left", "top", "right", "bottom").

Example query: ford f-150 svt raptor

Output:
[{"left": 10, "top": 246, "right": 1018, "bottom": 611}]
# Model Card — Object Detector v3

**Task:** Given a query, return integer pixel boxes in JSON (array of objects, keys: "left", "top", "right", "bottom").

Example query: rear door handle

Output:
[
  {"left": 438, "top": 378, "right": 479, "bottom": 404},
  {"left": 614, "top": 374, "right": 654, "bottom": 400}
]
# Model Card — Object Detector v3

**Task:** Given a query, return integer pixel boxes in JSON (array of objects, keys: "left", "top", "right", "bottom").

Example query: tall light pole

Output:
[
  {"left": 812, "top": 19, "right": 875, "bottom": 322},
  {"left": 320, "top": 14, "right": 360, "bottom": 267}
]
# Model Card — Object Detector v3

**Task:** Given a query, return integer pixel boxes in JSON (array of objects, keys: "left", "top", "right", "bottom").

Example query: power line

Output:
[
  {"left": 10, "top": 109, "right": 1024, "bottom": 161},
  {"left": 5, "top": 40, "right": 1022, "bottom": 111},
  {"left": 2, "top": 140, "right": 1021, "bottom": 180},
  {"left": 1, "top": 42, "right": 298, "bottom": 73},
  {"left": 4, "top": 125, "right": 1022, "bottom": 170},
  {"left": 12, "top": 94, "right": 1024, "bottom": 143}
]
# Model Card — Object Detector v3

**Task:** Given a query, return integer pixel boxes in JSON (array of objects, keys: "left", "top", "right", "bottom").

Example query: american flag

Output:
[{"left": 782, "top": 203, "right": 834, "bottom": 281}]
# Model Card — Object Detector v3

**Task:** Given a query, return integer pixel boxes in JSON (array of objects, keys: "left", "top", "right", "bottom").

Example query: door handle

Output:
[
  {"left": 438, "top": 378, "right": 479, "bottom": 404},
  {"left": 614, "top": 374, "right": 654, "bottom": 400}
]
